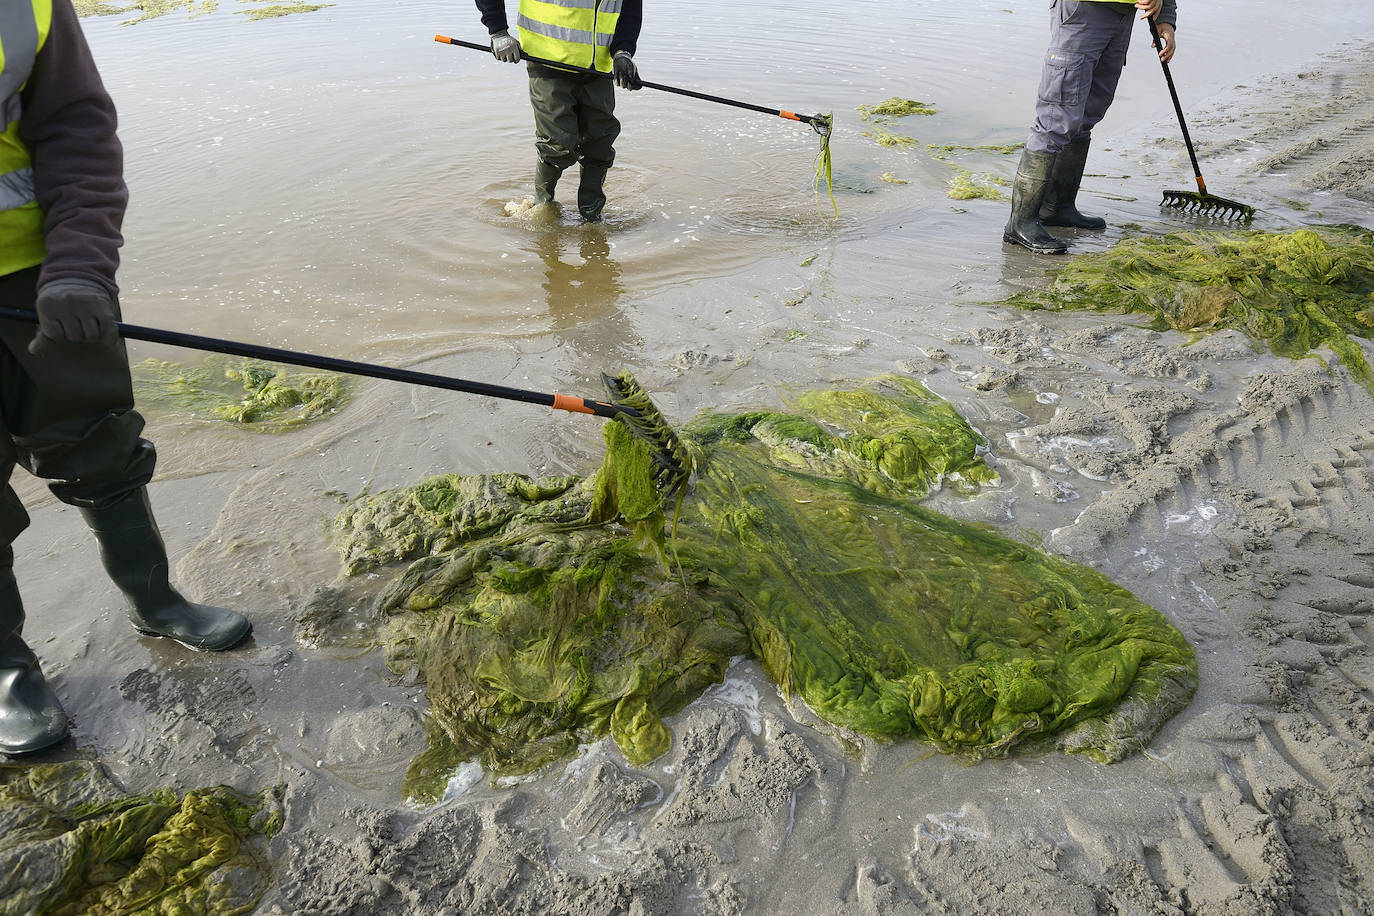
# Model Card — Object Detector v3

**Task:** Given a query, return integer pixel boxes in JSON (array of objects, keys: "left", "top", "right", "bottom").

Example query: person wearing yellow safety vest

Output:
[
  {"left": 1004, "top": 0, "right": 1177, "bottom": 254},
  {"left": 475, "top": 0, "right": 644, "bottom": 221},
  {"left": 1, "top": 0, "right": 251, "bottom": 756}
]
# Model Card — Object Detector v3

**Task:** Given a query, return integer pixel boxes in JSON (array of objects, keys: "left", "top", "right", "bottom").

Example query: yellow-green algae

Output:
[
  {"left": 334, "top": 376, "right": 1196, "bottom": 803},
  {"left": 815, "top": 114, "right": 838, "bottom": 218},
  {"left": 947, "top": 168, "right": 1010, "bottom": 201},
  {"left": 0, "top": 760, "right": 281, "bottom": 915},
  {"left": 238, "top": 1, "right": 332, "bottom": 19},
  {"left": 133, "top": 356, "right": 350, "bottom": 430},
  {"left": 1005, "top": 225, "right": 1374, "bottom": 393},
  {"left": 74, "top": 0, "right": 218, "bottom": 22},
  {"left": 75, "top": 0, "right": 329, "bottom": 21},
  {"left": 863, "top": 129, "right": 919, "bottom": 149},
  {"left": 857, "top": 98, "right": 938, "bottom": 121}
]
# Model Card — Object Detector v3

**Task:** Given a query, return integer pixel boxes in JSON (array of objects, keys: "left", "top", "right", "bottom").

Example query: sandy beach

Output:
[{"left": 4, "top": 3, "right": 1374, "bottom": 914}]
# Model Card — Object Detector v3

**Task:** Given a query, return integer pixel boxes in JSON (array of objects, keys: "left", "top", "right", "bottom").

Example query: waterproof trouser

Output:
[
  {"left": 1028, "top": 0, "right": 1135, "bottom": 154},
  {"left": 528, "top": 62, "right": 619, "bottom": 220},
  {"left": 0, "top": 265, "right": 152, "bottom": 753},
  {"left": 0, "top": 267, "right": 156, "bottom": 550}
]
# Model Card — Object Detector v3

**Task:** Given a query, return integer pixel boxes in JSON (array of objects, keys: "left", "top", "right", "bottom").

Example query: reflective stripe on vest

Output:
[
  {"left": 0, "top": 0, "right": 51, "bottom": 276},
  {"left": 517, "top": 0, "right": 620, "bottom": 73}
]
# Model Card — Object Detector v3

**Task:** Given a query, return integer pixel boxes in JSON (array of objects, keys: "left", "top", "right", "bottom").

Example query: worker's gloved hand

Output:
[
  {"left": 612, "top": 51, "right": 641, "bottom": 90},
  {"left": 491, "top": 29, "right": 521, "bottom": 63},
  {"left": 29, "top": 279, "right": 119, "bottom": 355}
]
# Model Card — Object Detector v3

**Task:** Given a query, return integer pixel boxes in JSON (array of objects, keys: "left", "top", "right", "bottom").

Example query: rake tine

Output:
[{"left": 601, "top": 372, "right": 694, "bottom": 500}]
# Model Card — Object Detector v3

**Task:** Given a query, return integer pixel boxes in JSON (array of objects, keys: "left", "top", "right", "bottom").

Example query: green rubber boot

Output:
[
  {"left": 578, "top": 165, "right": 609, "bottom": 222},
  {"left": 1003, "top": 149, "right": 1068, "bottom": 255},
  {"left": 79, "top": 489, "right": 251, "bottom": 652},
  {"left": 534, "top": 160, "right": 562, "bottom": 206},
  {"left": 1040, "top": 136, "right": 1106, "bottom": 230},
  {"left": 1, "top": 548, "right": 69, "bottom": 755}
]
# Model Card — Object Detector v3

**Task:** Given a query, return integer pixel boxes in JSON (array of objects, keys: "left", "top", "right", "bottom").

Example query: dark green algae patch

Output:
[
  {"left": 0, "top": 760, "right": 282, "bottom": 915},
  {"left": 333, "top": 375, "right": 1197, "bottom": 803},
  {"left": 1005, "top": 225, "right": 1374, "bottom": 393}
]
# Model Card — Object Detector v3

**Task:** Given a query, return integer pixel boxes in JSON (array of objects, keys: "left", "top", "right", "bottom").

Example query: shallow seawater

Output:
[{"left": 85, "top": 0, "right": 1373, "bottom": 365}]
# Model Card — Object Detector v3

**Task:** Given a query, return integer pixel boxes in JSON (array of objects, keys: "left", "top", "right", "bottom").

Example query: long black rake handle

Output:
[
  {"left": 435, "top": 34, "right": 832, "bottom": 135},
  {"left": 0, "top": 306, "right": 626, "bottom": 419},
  {"left": 1146, "top": 18, "right": 1208, "bottom": 197}
]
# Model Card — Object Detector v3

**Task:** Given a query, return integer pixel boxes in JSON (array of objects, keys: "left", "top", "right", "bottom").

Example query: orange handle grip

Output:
[{"left": 551, "top": 393, "right": 595, "bottom": 415}]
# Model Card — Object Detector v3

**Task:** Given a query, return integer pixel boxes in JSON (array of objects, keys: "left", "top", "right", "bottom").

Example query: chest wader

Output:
[
  {"left": 519, "top": 0, "right": 621, "bottom": 222},
  {"left": 0, "top": 270, "right": 252, "bottom": 752},
  {"left": 1, "top": 546, "right": 68, "bottom": 753},
  {"left": 528, "top": 64, "right": 620, "bottom": 221}
]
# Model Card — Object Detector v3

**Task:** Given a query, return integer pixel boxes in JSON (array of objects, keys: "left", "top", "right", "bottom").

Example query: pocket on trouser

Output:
[{"left": 1037, "top": 49, "right": 1091, "bottom": 108}]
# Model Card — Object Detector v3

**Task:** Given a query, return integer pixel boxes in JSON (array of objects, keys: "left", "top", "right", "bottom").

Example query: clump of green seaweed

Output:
[
  {"left": 0, "top": 760, "right": 281, "bottom": 915},
  {"left": 74, "top": 0, "right": 329, "bottom": 22},
  {"left": 133, "top": 357, "right": 350, "bottom": 430},
  {"left": 238, "top": 1, "right": 332, "bottom": 20},
  {"left": 334, "top": 376, "right": 1196, "bottom": 803},
  {"left": 857, "top": 98, "right": 938, "bottom": 121},
  {"left": 1005, "top": 225, "right": 1374, "bottom": 392},
  {"left": 863, "top": 129, "right": 919, "bottom": 149},
  {"left": 947, "top": 168, "right": 1009, "bottom": 201}
]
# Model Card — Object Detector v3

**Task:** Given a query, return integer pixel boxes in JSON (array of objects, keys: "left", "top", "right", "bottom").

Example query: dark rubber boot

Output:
[
  {"left": 578, "top": 165, "right": 609, "bottom": 222},
  {"left": 1, "top": 548, "right": 69, "bottom": 755},
  {"left": 534, "top": 161, "right": 562, "bottom": 205},
  {"left": 79, "top": 489, "right": 251, "bottom": 652},
  {"left": 1040, "top": 136, "right": 1106, "bottom": 230},
  {"left": 1003, "top": 149, "right": 1068, "bottom": 255}
]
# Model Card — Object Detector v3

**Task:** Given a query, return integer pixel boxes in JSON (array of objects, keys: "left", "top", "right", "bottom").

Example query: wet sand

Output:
[{"left": 7, "top": 6, "right": 1374, "bottom": 915}]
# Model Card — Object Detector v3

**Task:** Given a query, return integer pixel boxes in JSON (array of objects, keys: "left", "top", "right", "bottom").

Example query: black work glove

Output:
[
  {"left": 612, "top": 51, "right": 641, "bottom": 90},
  {"left": 29, "top": 279, "right": 119, "bottom": 356}
]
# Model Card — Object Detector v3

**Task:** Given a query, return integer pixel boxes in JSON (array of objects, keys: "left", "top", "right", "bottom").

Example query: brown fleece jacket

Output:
[{"left": 17, "top": 0, "right": 127, "bottom": 295}]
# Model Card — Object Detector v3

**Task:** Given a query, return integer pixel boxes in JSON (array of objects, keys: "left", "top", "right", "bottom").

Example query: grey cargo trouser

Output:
[
  {"left": 527, "top": 62, "right": 620, "bottom": 172},
  {"left": 0, "top": 267, "right": 156, "bottom": 550},
  {"left": 1027, "top": 0, "right": 1136, "bottom": 154}
]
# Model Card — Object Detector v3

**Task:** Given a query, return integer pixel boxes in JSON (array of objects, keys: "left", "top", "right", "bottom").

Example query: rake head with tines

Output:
[
  {"left": 1161, "top": 188, "right": 1255, "bottom": 222},
  {"left": 601, "top": 372, "right": 694, "bottom": 500}
]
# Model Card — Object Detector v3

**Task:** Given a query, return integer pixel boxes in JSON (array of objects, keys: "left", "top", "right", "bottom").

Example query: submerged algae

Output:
[
  {"left": 334, "top": 376, "right": 1196, "bottom": 802},
  {"left": 857, "top": 98, "right": 938, "bottom": 121},
  {"left": 0, "top": 760, "right": 281, "bottom": 915},
  {"left": 76, "top": 0, "right": 329, "bottom": 21},
  {"left": 1006, "top": 225, "right": 1374, "bottom": 392},
  {"left": 134, "top": 356, "right": 350, "bottom": 430},
  {"left": 947, "top": 168, "right": 1010, "bottom": 201}
]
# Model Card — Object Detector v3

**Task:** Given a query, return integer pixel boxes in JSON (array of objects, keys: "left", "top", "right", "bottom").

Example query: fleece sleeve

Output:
[
  {"left": 609, "top": 0, "right": 641, "bottom": 57},
  {"left": 475, "top": 0, "right": 509, "bottom": 35},
  {"left": 18, "top": 0, "right": 127, "bottom": 295}
]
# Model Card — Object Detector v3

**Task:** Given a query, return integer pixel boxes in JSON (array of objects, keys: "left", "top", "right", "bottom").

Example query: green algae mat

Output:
[
  {"left": 1006, "top": 225, "right": 1374, "bottom": 392},
  {"left": 334, "top": 376, "right": 1197, "bottom": 802},
  {"left": 0, "top": 760, "right": 281, "bottom": 915},
  {"left": 133, "top": 356, "right": 350, "bottom": 430}
]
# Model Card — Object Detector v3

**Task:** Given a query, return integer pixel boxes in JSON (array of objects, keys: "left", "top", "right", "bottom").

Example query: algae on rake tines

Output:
[
  {"left": 1005, "top": 225, "right": 1374, "bottom": 393},
  {"left": 334, "top": 375, "right": 1196, "bottom": 803}
]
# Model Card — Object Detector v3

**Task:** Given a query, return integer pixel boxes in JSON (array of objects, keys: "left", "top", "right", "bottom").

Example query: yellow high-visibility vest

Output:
[
  {"left": 517, "top": 0, "right": 621, "bottom": 74},
  {"left": 0, "top": 0, "right": 51, "bottom": 277}
]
